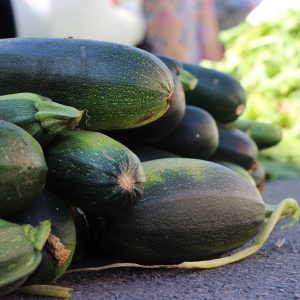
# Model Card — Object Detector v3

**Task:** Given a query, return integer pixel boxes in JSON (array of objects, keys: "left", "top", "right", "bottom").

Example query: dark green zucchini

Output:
[
  {"left": 157, "top": 55, "right": 198, "bottom": 91},
  {"left": 105, "top": 54, "right": 186, "bottom": 143},
  {"left": 90, "top": 158, "right": 265, "bottom": 264},
  {"left": 182, "top": 62, "right": 247, "bottom": 123},
  {"left": 0, "top": 219, "right": 51, "bottom": 296},
  {"left": 0, "top": 120, "right": 47, "bottom": 217},
  {"left": 214, "top": 160, "right": 256, "bottom": 187},
  {"left": 128, "top": 144, "right": 180, "bottom": 162},
  {"left": 229, "top": 119, "right": 283, "bottom": 150},
  {"left": 150, "top": 105, "right": 219, "bottom": 159},
  {"left": 0, "top": 92, "right": 83, "bottom": 145},
  {"left": 8, "top": 190, "right": 76, "bottom": 285},
  {"left": 0, "top": 37, "right": 174, "bottom": 130},
  {"left": 70, "top": 206, "right": 91, "bottom": 263},
  {"left": 45, "top": 130, "right": 145, "bottom": 215},
  {"left": 210, "top": 124, "right": 258, "bottom": 170}
]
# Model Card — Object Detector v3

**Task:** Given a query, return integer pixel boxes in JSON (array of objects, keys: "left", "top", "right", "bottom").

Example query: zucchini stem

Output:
[
  {"left": 66, "top": 198, "right": 299, "bottom": 272},
  {"left": 17, "top": 285, "right": 72, "bottom": 299},
  {"left": 178, "top": 69, "right": 198, "bottom": 91}
]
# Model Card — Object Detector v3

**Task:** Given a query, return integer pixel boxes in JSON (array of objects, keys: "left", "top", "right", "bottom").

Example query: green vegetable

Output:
[
  {"left": 0, "top": 120, "right": 47, "bottom": 217},
  {"left": 214, "top": 160, "right": 256, "bottom": 187},
  {"left": 0, "top": 93, "right": 83, "bottom": 145},
  {"left": 229, "top": 119, "right": 282, "bottom": 150},
  {"left": 0, "top": 219, "right": 51, "bottom": 296},
  {"left": 8, "top": 190, "right": 76, "bottom": 285},
  {"left": 0, "top": 37, "right": 174, "bottom": 130},
  {"left": 45, "top": 130, "right": 145, "bottom": 215},
  {"left": 182, "top": 62, "right": 247, "bottom": 123},
  {"left": 89, "top": 158, "right": 265, "bottom": 264}
]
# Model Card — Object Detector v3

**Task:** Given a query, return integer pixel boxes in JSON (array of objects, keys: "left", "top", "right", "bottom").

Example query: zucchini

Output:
[
  {"left": 214, "top": 160, "right": 256, "bottom": 187},
  {"left": 182, "top": 62, "right": 247, "bottom": 123},
  {"left": 0, "top": 120, "right": 47, "bottom": 217},
  {"left": 8, "top": 190, "right": 76, "bottom": 285},
  {"left": 0, "top": 37, "right": 174, "bottom": 130},
  {"left": 211, "top": 124, "right": 258, "bottom": 170},
  {"left": 90, "top": 158, "right": 265, "bottom": 264},
  {"left": 229, "top": 119, "right": 283, "bottom": 150},
  {"left": 105, "top": 55, "right": 186, "bottom": 143},
  {"left": 150, "top": 105, "right": 219, "bottom": 159},
  {"left": 157, "top": 55, "right": 198, "bottom": 91},
  {"left": 128, "top": 144, "right": 180, "bottom": 162},
  {"left": 0, "top": 92, "right": 83, "bottom": 145},
  {"left": 0, "top": 219, "right": 51, "bottom": 296},
  {"left": 45, "top": 130, "right": 145, "bottom": 215}
]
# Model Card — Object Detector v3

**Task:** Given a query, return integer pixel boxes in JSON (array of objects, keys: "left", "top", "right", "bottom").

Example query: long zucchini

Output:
[{"left": 0, "top": 37, "right": 174, "bottom": 130}]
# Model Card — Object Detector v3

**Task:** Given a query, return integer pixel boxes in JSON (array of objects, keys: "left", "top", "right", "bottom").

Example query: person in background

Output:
[
  {"left": 140, "top": 0, "right": 262, "bottom": 63},
  {"left": 0, "top": 0, "right": 146, "bottom": 46},
  {"left": 140, "top": 0, "right": 223, "bottom": 63}
]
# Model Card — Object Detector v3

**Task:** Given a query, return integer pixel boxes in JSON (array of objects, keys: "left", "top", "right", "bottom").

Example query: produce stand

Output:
[{"left": 9, "top": 178, "right": 300, "bottom": 300}]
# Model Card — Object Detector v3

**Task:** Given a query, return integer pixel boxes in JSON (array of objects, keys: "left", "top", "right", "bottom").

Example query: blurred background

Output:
[{"left": 1, "top": 0, "right": 300, "bottom": 180}]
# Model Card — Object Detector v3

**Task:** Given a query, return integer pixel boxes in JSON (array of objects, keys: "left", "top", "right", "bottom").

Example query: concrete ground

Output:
[{"left": 9, "top": 179, "right": 300, "bottom": 300}]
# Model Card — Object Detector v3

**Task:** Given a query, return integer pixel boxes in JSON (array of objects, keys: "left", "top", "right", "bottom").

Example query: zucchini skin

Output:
[
  {"left": 182, "top": 63, "right": 246, "bottom": 123},
  {"left": 0, "top": 92, "right": 83, "bottom": 145},
  {"left": 8, "top": 190, "right": 76, "bottom": 285},
  {"left": 91, "top": 158, "right": 265, "bottom": 264},
  {"left": 151, "top": 105, "right": 219, "bottom": 159},
  {"left": 128, "top": 144, "right": 180, "bottom": 162},
  {"left": 230, "top": 119, "right": 283, "bottom": 150},
  {"left": 0, "top": 219, "right": 50, "bottom": 296},
  {"left": 0, "top": 37, "right": 174, "bottom": 130},
  {"left": 105, "top": 55, "right": 186, "bottom": 143},
  {"left": 211, "top": 124, "right": 258, "bottom": 170},
  {"left": 45, "top": 130, "right": 145, "bottom": 215},
  {"left": 0, "top": 120, "right": 47, "bottom": 217}
]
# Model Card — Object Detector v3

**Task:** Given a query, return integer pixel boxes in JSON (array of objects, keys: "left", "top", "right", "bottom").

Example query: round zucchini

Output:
[
  {"left": 91, "top": 158, "right": 265, "bottom": 264},
  {"left": 45, "top": 130, "right": 146, "bottom": 215},
  {"left": 0, "top": 37, "right": 174, "bottom": 130},
  {"left": 0, "top": 120, "right": 47, "bottom": 217},
  {"left": 8, "top": 190, "right": 76, "bottom": 285},
  {"left": 151, "top": 105, "right": 219, "bottom": 159}
]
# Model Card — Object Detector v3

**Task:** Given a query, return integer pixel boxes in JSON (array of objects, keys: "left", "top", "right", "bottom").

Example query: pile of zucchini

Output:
[{"left": 0, "top": 37, "right": 299, "bottom": 299}]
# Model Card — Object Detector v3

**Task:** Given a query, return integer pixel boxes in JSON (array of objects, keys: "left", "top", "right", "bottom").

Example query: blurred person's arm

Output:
[{"left": 10, "top": 0, "right": 146, "bottom": 45}]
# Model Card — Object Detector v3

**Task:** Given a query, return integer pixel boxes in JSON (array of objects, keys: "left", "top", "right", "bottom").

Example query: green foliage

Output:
[{"left": 204, "top": 9, "right": 300, "bottom": 179}]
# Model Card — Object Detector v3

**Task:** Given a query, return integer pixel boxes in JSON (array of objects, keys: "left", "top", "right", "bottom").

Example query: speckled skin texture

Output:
[
  {"left": 8, "top": 179, "right": 300, "bottom": 300},
  {"left": 93, "top": 158, "right": 265, "bottom": 264},
  {"left": 0, "top": 120, "right": 47, "bottom": 217},
  {"left": 0, "top": 38, "right": 174, "bottom": 130},
  {"left": 45, "top": 130, "right": 145, "bottom": 214}
]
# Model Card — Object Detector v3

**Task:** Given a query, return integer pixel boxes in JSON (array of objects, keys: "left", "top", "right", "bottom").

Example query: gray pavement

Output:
[{"left": 8, "top": 179, "right": 300, "bottom": 300}]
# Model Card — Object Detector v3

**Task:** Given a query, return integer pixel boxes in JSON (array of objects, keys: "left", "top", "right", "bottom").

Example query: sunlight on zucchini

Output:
[{"left": 66, "top": 198, "right": 299, "bottom": 272}]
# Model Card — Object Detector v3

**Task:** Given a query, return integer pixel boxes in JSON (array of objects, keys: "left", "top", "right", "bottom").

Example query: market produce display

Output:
[{"left": 0, "top": 37, "right": 299, "bottom": 299}]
